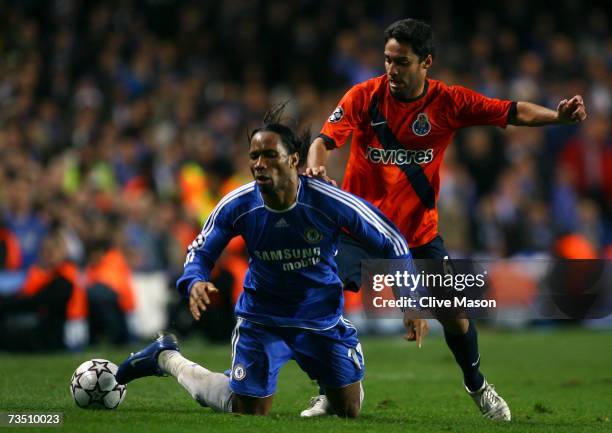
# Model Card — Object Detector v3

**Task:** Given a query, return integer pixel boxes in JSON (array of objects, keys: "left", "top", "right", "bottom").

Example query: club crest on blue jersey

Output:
[
  {"left": 232, "top": 364, "right": 246, "bottom": 381},
  {"left": 412, "top": 112, "right": 431, "bottom": 136},
  {"left": 329, "top": 106, "right": 344, "bottom": 123},
  {"left": 304, "top": 227, "right": 322, "bottom": 244}
]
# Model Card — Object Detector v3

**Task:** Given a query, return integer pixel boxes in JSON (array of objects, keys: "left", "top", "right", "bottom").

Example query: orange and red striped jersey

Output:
[{"left": 320, "top": 76, "right": 513, "bottom": 247}]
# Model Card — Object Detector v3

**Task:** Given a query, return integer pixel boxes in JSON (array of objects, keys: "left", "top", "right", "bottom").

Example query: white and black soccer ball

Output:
[{"left": 70, "top": 359, "right": 127, "bottom": 409}]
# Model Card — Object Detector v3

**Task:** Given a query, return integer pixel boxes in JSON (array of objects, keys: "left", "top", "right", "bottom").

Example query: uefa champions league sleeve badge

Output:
[{"left": 329, "top": 106, "right": 344, "bottom": 123}]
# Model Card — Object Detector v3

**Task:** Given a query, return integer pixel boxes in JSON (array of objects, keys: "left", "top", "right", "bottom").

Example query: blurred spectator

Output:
[
  {"left": 518, "top": 200, "right": 554, "bottom": 253},
  {"left": 551, "top": 165, "right": 579, "bottom": 234},
  {"left": 84, "top": 237, "right": 136, "bottom": 345},
  {"left": 0, "top": 231, "right": 87, "bottom": 351},
  {"left": 557, "top": 114, "right": 612, "bottom": 209},
  {"left": 0, "top": 218, "right": 22, "bottom": 270},
  {"left": 2, "top": 177, "right": 47, "bottom": 269},
  {"left": 456, "top": 128, "right": 507, "bottom": 198}
]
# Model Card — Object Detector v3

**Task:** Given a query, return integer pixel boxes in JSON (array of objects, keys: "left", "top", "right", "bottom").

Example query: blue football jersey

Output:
[{"left": 177, "top": 176, "right": 413, "bottom": 329}]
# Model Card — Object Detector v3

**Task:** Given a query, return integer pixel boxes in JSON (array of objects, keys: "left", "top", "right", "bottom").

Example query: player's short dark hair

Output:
[
  {"left": 384, "top": 19, "right": 436, "bottom": 61},
  {"left": 248, "top": 103, "right": 311, "bottom": 168}
]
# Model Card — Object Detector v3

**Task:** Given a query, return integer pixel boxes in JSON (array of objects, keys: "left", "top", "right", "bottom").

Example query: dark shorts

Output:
[
  {"left": 336, "top": 233, "right": 450, "bottom": 288},
  {"left": 409, "top": 235, "right": 450, "bottom": 260},
  {"left": 337, "top": 234, "right": 465, "bottom": 317}
]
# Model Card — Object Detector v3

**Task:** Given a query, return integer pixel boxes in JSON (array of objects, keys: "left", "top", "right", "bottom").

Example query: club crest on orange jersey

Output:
[{"left": 412, "top": 112, "right": 431, "bottom": 136}]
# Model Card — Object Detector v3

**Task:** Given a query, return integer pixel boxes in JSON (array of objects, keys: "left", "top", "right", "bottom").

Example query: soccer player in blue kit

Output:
[{"left": 116, "top": 106, "right": 419, "bottom": 417}]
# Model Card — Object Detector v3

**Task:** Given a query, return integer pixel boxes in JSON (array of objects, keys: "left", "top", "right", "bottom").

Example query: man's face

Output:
[
  {"left": 40, "top": 236, "right": 66, "bottom": 269},
  {"left": 249, "top": 131, "right": 298, "bottom": 194},
  {"left": 384, "top": 38, "right": 432, "bottom": 98}
]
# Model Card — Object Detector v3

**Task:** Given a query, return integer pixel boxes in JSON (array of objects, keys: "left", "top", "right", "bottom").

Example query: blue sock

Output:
[{"left": 443, "top": 319, "right": 485, "bottom": 392}]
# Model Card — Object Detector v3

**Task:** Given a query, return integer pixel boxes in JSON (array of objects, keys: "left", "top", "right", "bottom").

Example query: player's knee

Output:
[
  {"left": 333, "top": 399, "right": 361, "bottom": 418},
  {"left": 327, "top": 381, "right": 363, "bottom": 418},
  {"left": 348, "top": 401, "right": 361, "bottom": 418},
  {"left": 233, "top": 404, "right": 270, "bottom": 416},
  {"left": 342, "top": 401, "right": 361, "bottom": 418},
  {"left": 243, "top": 406, "right": 270, "bottom": 416},
  {"left": 232, "top": 394, "right": 272, "bottom": 416}
]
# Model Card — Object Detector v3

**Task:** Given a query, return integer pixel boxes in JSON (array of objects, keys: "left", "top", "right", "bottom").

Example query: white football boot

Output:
[
  {"left": 467, "top": 380, "right": 511, "bottom": 421},
  {"left": 300, "top": 395, "right": 334, "bottom": 417},
  {"left": 300, "top": 383, "right": 364, "bottom": 417}
]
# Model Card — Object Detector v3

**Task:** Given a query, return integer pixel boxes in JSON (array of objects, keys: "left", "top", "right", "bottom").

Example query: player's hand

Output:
[
  {"left": 403, "top": 310, "right": 429, "bottom": 348},
  {"left": 557, "top": 95, "right": 587, "bottom": 124},
  {"left": 305, "top": 166, "right": 337, "bottom": 186},
  {"left": 189, "top": 281, "right": 219, "bottom": 321}
]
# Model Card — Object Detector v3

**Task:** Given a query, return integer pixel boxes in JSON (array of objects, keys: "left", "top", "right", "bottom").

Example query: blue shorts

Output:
[{"left": 229, "top": 317, "right": 365, "bottom": 398}]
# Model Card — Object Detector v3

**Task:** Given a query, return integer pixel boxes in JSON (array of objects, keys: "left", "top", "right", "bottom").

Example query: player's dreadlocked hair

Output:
[
  {"left": 384, "top": 18, "right": 436, "bottom": 61},
  {"left": 248, "top": 103, "right": 311, "bottom": 167}
]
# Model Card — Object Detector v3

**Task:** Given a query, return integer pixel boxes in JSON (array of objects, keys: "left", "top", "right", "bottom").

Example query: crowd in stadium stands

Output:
[{"left": 0, "top": 1, "right": 610, "bottom": 348}]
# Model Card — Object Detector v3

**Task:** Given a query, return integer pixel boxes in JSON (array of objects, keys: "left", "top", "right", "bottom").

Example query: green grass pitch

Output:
[{"left": 1, "top": 327, "right": 610, "bottom": 433}]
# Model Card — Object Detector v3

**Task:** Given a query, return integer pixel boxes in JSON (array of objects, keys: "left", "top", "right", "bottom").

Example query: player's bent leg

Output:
[
  {"left": 325, "top": 381, "right": 363, "bottom": 418},
  {"left": 414, "top": 237, "right": 510, "bottom": 421},
  {"left": 301, "top": 382, "right": 364, "bottom": 418},
  {"left": 233, "top": 394, "right": 274, "bottom": 415},
  {"left": 158, "top": 349, "right": 234, "bottom": 412},
  {"left": 228, "top": 318, "right": 292, "bottom": 415},
  {"left": 116, "top": 333, "right": 234, "bottom": 412},
  {"left": 296, "top": 317, "right": 365, "bottom": 418},
  {"left": 437, "top": 317, "right": 485, "bottom": 391},
  {"left": 159, "top": 346, "right": 276, "bottom": 415},
  {"left": 438, "top": 318, "right": 511, "bottom": 421}
]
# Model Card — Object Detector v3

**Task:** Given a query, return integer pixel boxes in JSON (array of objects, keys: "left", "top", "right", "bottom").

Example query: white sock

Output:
[{"left": 158, "top": 350, "right": 233, "bottom": 412}]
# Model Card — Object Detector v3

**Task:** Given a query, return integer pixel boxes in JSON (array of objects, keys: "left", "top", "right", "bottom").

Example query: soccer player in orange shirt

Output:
[{"left": 303, "top": 18, "right": 586, "bottom": 421}]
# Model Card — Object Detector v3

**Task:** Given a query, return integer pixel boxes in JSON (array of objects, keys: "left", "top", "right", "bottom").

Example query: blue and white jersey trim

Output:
[{"left": 306, "top": 178, "right": 409, "bottom": 256}]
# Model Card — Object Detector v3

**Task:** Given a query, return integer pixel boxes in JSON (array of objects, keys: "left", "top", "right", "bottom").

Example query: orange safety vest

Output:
[
  {"left": 85, "top": 249, "right": 136, "bottom": 312},
  {"left": 0, "top": 228, "right": 22, "bottom": 270},
  {"left": 20, "top": 262, "right": 88, "bottom": 320}
]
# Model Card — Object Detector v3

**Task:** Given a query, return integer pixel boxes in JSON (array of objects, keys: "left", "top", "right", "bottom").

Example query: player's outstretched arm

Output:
[
  {"left": 305, "top": 137, "right": 337, "bottom": 185},
  {"left": 189, "top": 281, "right": 219, "bottom": 321},
  {"left": 511, "top": 95, "right": 587, "bottom": 126}
]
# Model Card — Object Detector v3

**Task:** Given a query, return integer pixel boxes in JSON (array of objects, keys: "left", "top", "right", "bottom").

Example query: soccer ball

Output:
[{"left": 70, "top": 359, "right": 127, "bottom": 409}]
